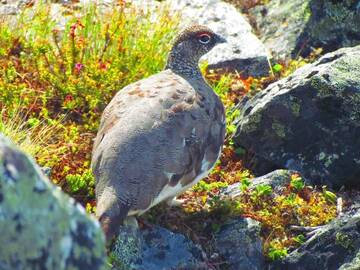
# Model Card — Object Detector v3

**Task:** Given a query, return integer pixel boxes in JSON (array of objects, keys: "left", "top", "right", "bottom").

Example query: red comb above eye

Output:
[
  {"left": 197, "top": 32, "right": 211, "bottom": 38},
  {"left": 198, "top": 32, "right": 211, "bottom": 44}
]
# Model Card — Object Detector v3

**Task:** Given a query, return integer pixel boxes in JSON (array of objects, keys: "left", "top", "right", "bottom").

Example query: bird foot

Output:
[
  {"left": 123, "top": 216, "right": 139, "bottom": 229},
  {"left": 138, "top": 218, "right": 152, "bottom": 229},
  {"left": 167, "top": 197, "right": 186, "bottom": 207}
]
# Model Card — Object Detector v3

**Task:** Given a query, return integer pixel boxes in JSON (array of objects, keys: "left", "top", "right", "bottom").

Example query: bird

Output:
[{"left": 91, "top": 25, "right": 227, "bottom": 242}]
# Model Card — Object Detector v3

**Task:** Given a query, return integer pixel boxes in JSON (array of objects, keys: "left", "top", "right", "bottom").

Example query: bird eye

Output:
[{"left": 198, "top": 34, "right": 211, "bottom": 44}]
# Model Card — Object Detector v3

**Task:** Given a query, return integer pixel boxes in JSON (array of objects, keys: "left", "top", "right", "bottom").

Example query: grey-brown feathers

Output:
[{"left": 91, "top": 25, "right": 226, "bottom": 242}]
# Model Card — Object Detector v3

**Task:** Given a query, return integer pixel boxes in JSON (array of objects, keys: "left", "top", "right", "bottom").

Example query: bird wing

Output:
[{"left": 92, "top": 69, "right": 225, "bottom": 216}]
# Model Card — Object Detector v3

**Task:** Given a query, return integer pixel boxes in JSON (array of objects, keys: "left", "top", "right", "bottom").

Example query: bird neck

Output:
[{"left": 165, "top": 52, "right": 203, "bottom": 80}]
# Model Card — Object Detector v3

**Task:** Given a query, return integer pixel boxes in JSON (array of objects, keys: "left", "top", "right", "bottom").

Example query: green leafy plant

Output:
[
  {"left": 322, "top": 186, "right": 337, "bottom": 204},
  {"left": 239, "top": 177, "right": 251, "bottom": 192},
  {"left": 193, "top": 180, "right": 228, "bottom": 192},
  {"left": 254, "top": 184, "right": 273, "bottom": 197},
  {"left": 66, "top": 168, "right": 95, "bottom": 196},
  {"left": 272, "top": 63, "right": 283, "bottom": 73},
  {"left": 293, "top": 234, "right": 306, "bottom": 245},
  {"left": 290, "top": 174, "right": 305, "bottom": 191},
  {"left": 283, "top": 193, "right": 297, "bottom": 206},
  {"left": 225, "top": 108, "right": 240, "bottom": 137},
  {"left": 268, "top": 246, "right": 288, "bottom": 261}
]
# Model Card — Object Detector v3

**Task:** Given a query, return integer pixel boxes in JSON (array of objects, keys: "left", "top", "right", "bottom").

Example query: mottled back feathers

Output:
[{"left": 91, "top": 25, "right": 227, "bottom": 242}]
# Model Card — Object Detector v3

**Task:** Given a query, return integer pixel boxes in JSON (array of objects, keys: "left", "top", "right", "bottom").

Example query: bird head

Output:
[{"left": 166, "top": 25, "right": 227, "bottom": 74}]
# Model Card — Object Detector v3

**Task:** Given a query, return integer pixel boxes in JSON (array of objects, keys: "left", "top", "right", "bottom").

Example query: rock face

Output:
[
  {"left": 213, "top": 217, "right": 265, "bottom": 270},
  {"left": 270, "top": 209, "right": 360, "bottom": 270},
  {"left": 250, "top": 0, "right": 360, "bottom": 59},
  {"left": 0, "top": 4, "right": 18, "bottom": 15},
  {"left": 234, "top": 46, "right": 360, "bottom": 188},
  {"left": 111, "top": 225, "right": 205, "bottom": 270},
  {"left": 0, "top": 134, "right": 106, "bottom": 270},
  {"left": 168, "top": 0, "right": 270, "bottom": 77},
  {"left": 0, "top": 0, "right": 31, "bottom": 15}
]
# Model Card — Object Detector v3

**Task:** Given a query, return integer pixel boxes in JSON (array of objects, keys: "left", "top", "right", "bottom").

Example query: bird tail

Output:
[{"left": 96, "top": 188, "right": 131, "bottom": 243}]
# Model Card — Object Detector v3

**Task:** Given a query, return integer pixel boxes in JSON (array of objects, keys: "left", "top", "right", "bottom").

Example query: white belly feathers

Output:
[{"left": 128, "top": 149, "right": 222, "bottom": 216}]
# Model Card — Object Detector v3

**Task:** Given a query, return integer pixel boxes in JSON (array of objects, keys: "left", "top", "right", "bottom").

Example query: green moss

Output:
[
  {"left": 302, "top": 2, "right": 311, "bottom": 22},
  {"left": 0, "top": 136, "right": 106, "bottom": 269},
  {"left": 318, "top": 152, "right": 326, "bottom": 161},
  {"left": 332, "top": 58, "right": 360, "bottom": 88},
  {"left": 272, "top": 121, "right": 286, "bottom": 138},
  {"left": 318, "top": 152, "right": 339, "bottom": 168},
  {"left": 244, "top": 111, "right": 263, "bottom": 133},
  {"left": 335, "top": 232, "right": 354, "bottom": 250},
  {"left": 290, "top": 101, "right": 301, "bottom": 117},
  {"left": 311, "top": 76, "right": 332, "bottom": 96},
  {"left": 111, "top": 227, "right": 141, "bottom": 270}
]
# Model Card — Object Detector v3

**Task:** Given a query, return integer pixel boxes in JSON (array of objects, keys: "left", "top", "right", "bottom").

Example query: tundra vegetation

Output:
[{"left": 0, "top": 1, "right": 337, "bottom": 262}]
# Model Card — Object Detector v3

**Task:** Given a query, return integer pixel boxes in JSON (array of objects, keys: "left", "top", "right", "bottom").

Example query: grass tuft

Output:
[{"left": 0, "top": 107, "right": 62, "bottom": 163}]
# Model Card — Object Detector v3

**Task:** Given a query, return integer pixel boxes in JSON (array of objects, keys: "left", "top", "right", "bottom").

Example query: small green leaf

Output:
[
  {"left": 272, "top": 63, "right": 283, "bottom": 73},
  {"left": 290, "top": 175, "right": 305, "bottom": 191},
  {"left": 293, "top": 234, "right": 306, "bottom": 244},
  {"left": 240, "top": 177, "right": 251, "bottom": 191},
  {"left": 254, "top": 184, "right": 273, "bottom": 197},
  {"left": 268, "top": 247, "right": 288, "bottom": 261},
  {"left": 27, "top": 118, "right": 40, "bottom": 127},
  {"left": 323, "top": 187, "right": 337, "bottom": 204}
]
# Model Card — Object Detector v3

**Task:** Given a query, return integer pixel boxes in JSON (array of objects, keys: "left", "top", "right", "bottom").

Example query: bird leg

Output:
[
  {"left": 123, "top": 216, "right": 139, "bottom": 229},
  {"left": 166, "top": 196, "right": 186, "bottom": 207}
]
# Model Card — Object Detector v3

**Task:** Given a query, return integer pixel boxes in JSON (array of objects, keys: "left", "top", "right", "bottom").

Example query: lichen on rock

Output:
[
  {"left": 234, "top": 46, "right": 360, "bottom": 188},
  {"left": 0, "top": 134, "right": 106, "bottom": 270},
  {"left": 250, "top": 0, "right": 360, "bottom": 58}
]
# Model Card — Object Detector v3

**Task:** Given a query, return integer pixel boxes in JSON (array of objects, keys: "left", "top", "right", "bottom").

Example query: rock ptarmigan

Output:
[{"left": 91, "top": 25, "right": 227, "bottom": 242}]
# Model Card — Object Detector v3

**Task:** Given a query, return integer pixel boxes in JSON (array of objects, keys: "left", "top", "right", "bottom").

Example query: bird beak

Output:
[{"left": 216, "top": 34, "right": 227, "bottom": 44}]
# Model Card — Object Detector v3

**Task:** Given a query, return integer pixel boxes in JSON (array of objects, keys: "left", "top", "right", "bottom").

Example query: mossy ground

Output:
[{"left": 0, "top": 1, "right": 338, "bottom": 268}]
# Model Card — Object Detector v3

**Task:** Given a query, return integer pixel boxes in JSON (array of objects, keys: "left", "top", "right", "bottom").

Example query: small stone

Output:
[
  {"left": 213, "top": 217, "right": 265, "bottom": 270},
  {"left": 111, "top": 225, "right": 205, "bottom": 270},
  {"left": 222, "top": 169, "right": 303, "bottom": 198}
]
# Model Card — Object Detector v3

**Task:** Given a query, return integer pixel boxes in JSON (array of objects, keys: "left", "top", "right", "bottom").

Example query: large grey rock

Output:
[
  {"left": 222, "top": 169, "right": 302, "bottom": 198},
  {"left": 168, "top": 0, "right": 270, "bottom": 77},
  {"left": 0, "top": 134, "right": 106, "bottom": 270},
  {"left": 269, "top": 209, "right": 360, "bottom": 270},
  {"left": 213, "top": 217, "right": 265, "bottom": 270},
  {"left": 0, "top": 0, "right": 32, "bottom": 15},
  {"left": 111, "top": 225, "right": 205, "bottom": 270},
  {"left": 234, "top": 46, "right": 360, "bottom": 188},
  {"left": 0, "top": 3, "right": 18, "bottom": 15},
  {"left": 250, "top": 0, "right": 360, "bottom": 59}
]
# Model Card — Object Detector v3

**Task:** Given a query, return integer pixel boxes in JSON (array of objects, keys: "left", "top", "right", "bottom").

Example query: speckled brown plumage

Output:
[{"left": 91, "top": 25, "right": 227, "bottom": 242}]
